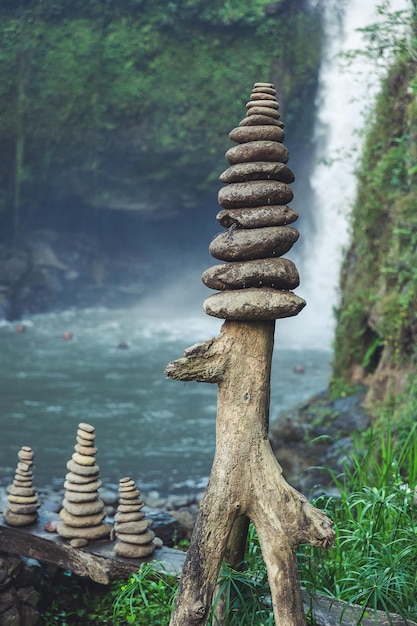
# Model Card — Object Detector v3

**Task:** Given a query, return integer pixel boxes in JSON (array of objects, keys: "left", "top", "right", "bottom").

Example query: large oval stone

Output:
[
  {"left": 216, "top": 206, "right": 298, "bottom": 229},
  {"left": 114, "top": 541, "right": 155, "bottom": 558},
  {"left": 218, "top": 181, "right": 293, "bottom": 209},
  {"left": 225, "top": 141, "right": 288, "bottom": 165},
  {"left": 247, "top": 106, "right": 280, "bottom": 119},
  {"left": 203, "top": 288, "right": 306, "bottom": 320},
  {"left": 219, "top": 162, "right": 294, "bottom": 184},
  {"left": 202, "top": 258, "right": 299, "bottom": 291},
  {"left": 209, "top": 226, "right": 299, "bottom": 261},
  {"left": 239, "top": 115, "right": 283, "bottom": 127},
  {"left": 246, "top": 99, "right": 279, "bottom": 110},
  {"left": 59, "top": 507, "right": 106, "bottom": 527},
  {"left": 116, "top": 530, "right": 156, "bottom": 545},
  {"left": 229, "top": 125, "right": 284, "bottom": 143},
  {"left": 62, "top": 498, "right": 104, "bottom": 517},
  {"left": 57, "top": 521, "right": 111, "bottom": 539}
]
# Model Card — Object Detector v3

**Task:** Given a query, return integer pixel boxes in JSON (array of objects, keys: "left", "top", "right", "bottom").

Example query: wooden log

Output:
[
  {"left": 166, "top": 321, "right": 334, "bottom": 626},
  {"left": 0, "top": 511, "right": 185, "bottom": 584}
]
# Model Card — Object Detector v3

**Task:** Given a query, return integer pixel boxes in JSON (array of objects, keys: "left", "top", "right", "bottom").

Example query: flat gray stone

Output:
[
  {"left": 218, "top": 180, "right": 293, "bottom": 209},
  {"left": 246, "top": 106, "right": 280, "bottom": 119},
  {"left": 203, "top": 288, "right": 306, "bottom": 320},
  {"left": 220, "top": 162, "right": 294, "bottom": 184},
  {"left": 216, "top": 205, "right": 297, "bottom": 228},
  {"left": 202, "top": 258, "right": 299, "bottom": 290},
  {"left": 239, "top": 114, "right": 284, "bottom": 127},
  {"left": 209, "top": 225, "right": 299, "bottom": 261},
  {"left": 225, "top": 141, "right": 288, "bottom": 165},
  {"left": 229, "top": 125, "right": 284, "bottom": 143}
]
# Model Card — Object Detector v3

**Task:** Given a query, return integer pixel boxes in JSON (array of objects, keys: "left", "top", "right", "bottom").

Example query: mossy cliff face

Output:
[
  {"left": 0, "top": 0, "right": 322, "bottom": 228},
  {"left": 332, "top": 51, "right": 417, "bottom": 406}
]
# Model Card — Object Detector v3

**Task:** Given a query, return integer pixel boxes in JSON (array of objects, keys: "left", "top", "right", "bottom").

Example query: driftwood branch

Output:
[{"left": 166, "top": 320, "right": 334, "bottom": 626}]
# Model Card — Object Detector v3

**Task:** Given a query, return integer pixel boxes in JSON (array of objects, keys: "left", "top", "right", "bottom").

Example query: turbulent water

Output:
[{"left": 0, "top": 305, "right": 331, "bottom": 496}]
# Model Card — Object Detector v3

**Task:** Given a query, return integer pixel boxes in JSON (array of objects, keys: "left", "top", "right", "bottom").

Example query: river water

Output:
[{"left": 0, "top": 305, "right": 331, "bottom": 496}]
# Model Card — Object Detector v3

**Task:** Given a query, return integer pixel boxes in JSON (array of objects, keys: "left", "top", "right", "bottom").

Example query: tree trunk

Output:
[{"left": 166, "top": 320, "right": 334, "bottom": 626}]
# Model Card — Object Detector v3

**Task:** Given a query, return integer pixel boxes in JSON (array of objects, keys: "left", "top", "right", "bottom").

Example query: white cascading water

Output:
[{"left": 279, "top": 0, "right": 411, "bottom": 351}]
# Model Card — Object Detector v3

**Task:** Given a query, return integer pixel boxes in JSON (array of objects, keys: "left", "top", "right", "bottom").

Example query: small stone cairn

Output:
[
  {"left": 3, "top": 446, "right": 40, "bottom": 526},
  {"left": 202, "top": 82, "right": 306, "bottom": 321},
  {"left": 113, "top": 477, "right": 162, "bottom": 558},
  {"left": 57, "top": 422, "right": 112, "bottom": 547}
]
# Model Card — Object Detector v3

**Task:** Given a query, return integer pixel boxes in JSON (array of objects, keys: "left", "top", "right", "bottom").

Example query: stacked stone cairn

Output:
[
  {"left": 57, "top": 422, "right": 112, "bottom": 547},
  {"left": 3, "top": 446, "right": 40, "bottom": 526},
  {"left": 202, "top": 82, "right": 306, "bottom": 320},
  {"left": 113, "top": 477, "right": 162, "bottom": 558}
]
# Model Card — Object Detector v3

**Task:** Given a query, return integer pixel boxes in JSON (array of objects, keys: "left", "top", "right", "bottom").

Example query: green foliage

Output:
[
  {"left": 0, "top": 0, "right": 323, "bottom": 229},
  {"left": 298, "top": 426, "right": 417, "bottom": 624},
  {"left": 40, "top": 570, "right": 119, "bottom": 625},
  {"left": 112, "top": 563, "right": 177, "bottom": 625}
]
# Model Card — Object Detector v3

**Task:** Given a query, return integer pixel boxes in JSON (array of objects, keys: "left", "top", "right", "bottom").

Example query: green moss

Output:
[{"left": 332, "top": 53, "right": 417, "bottom": 389}]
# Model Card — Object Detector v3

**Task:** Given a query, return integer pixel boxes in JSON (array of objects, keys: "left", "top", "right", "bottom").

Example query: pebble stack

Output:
[
  {"left": 3, "top": 446, "right": 40, "bottom": 526},
  {"left": 202, "top": 82, "right": 306, "bottom": 321},
  {"left": 57, "top": 422, "right": 112, "bottom": 547},
  {"left": 113, "top": 477, "right": 162, "bottom": 558}
]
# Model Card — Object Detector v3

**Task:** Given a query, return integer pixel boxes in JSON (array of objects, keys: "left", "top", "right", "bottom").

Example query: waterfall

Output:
[{"left": 279, "top": 0, "right": 411, "bottom": 351}]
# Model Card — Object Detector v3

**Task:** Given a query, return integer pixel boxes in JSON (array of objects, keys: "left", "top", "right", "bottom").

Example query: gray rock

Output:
[
  {"left": 202, "top": 258, "right": 299, "bottom": 291},
  {"left": 209, "top": 225, "right": 299, "bottom": 261},
  {"left": 225, "top": 141, "right": 288, "bottom": 166},
  {"left": 203, "top": 288, "right": 306, "bottom": 320},
  {"left": 219, "top": 162, "right": 294, "bottom": 184}
]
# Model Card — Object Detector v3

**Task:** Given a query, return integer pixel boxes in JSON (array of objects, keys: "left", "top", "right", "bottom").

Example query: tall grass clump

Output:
[{"left": 298, "top": 425, "right": 417, "bottom": 624}]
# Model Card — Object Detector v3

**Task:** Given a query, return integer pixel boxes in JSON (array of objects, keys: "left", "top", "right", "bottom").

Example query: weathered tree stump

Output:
[
  {"left": 165, "top": 82, "right": 335, "bottom": 626},
  {"left": 166, "top": 322, "right": 333, "bottom": 625}
]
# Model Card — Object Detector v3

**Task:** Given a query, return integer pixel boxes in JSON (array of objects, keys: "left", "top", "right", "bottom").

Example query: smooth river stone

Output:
[
  {"left": 12, "top": 478, "right": 33, "bottom": 487},
  {"left": 59, "top": 507, "right": 106, "bottom": 527},
  {"left": 252, "top": 83, "right": 277, "bottom": 96},
  {"left": 15, "top": 468, "right": 33, "bottom": 478},
  {"left": 18, "top": 447, "right": 34, "bottom": 461},
  {"left": 76, "top": 428, "right": 95, "bottom": 441},
  {"left": 209, "top": 226, "right": 299, "bottom": 262},
  {"left": 7, "top": 494, "right": 38, "bottom": 504},
  {"left": 202, "top": 258, "right": 299, "bottom": 291},
  {"left": 75, "top": 443, "right": 98, "bottom": 456},
  {"left": 216, "top": 206, "right": 298, "bottom": 229},
  {"left": 57, "top": 522, "right": 111, "bottom": 540},
  {"left": 7, "top": 485, "right": 35, "bottom": 497},
  {"left": 229, "top": 125, "right": 285, "bottom": 144},
  {"left": 116, "top": 530, "right": 156, "bottom": 545},
  {"left": 62, "top": 498, "right": 104, "bottom": 516},
  {"left": 67, "top": 460, "right": 100, "bottom": 476},
  {"left": 115, "top": 511, "right": 145, "bottom": 523},
  {"left": 4, "top": 510, "right": 38, "bottom": 527},
  {"left": 6, "top": 502, "right": 40, "bottom": 515},
  {"left": 220, "top": 162, "right": 294, "bottom": 184},
  {"left": 114, "top": 541, "right": 155, "bottom": 558},
  {"left": 65, "top": 471, "right": 100, "bottom": 485},
  {"left": 78, "top": 422, "right": 95, "bottom": 433},
  {"left": 246, "top": 99, "right": 279, "bottom": 110},
  {"left": 239, "top": 114, "right": 283, "bottom": 127},
  {"left": 249, "top": 91, "right": 276, "bottom": 101},
  {"left": 118, "top": 489, "right": 141, "bottom": 500},
  {"left": 247, "top": 106, "right": 280, "bottom": 119},
  {"left": 76, "top": 435, "right": 95, "bottom": 447},
  {"left": 117, "top": 503, "right": 143, "bottom": 513},
  {"left": 225, "top": 141, "right": 288, "bottom": 165},
  {"left": 64, "top": 490, "right": 100, "bottom": 503},
  {"left": 72, "top": 452, "right": 96, "bottom": 466},
  {"left": 64, "top": 478, "right": 102, "bottom": 492},
  {"left": 218, "top": 181, "right": 293, "bottom": 209},
  {"left": 115, "top": 520, "right": 151, "bottom": 534},
  {"left": 203, "top": 288, "right": 306, "bottom": 320},
  {"left": 70, "top": 538, "right": 89, "bottom": 548}
]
